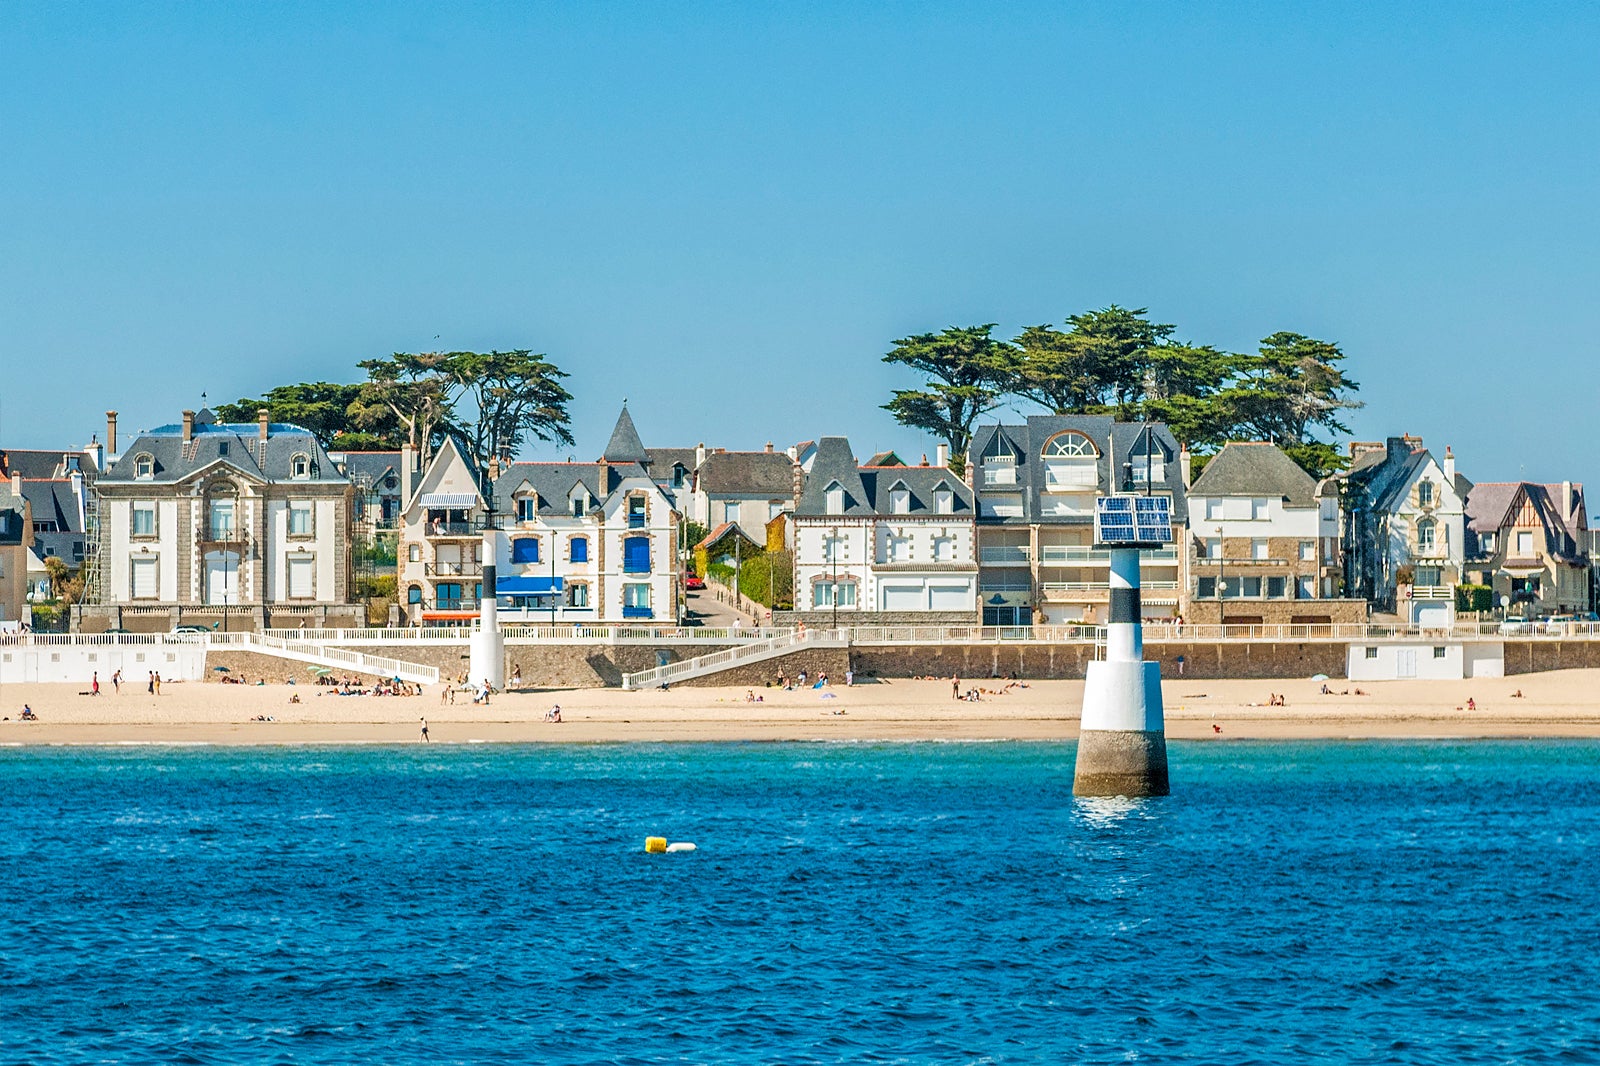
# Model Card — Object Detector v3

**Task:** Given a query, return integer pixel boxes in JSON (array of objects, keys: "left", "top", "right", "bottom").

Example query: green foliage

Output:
[
  {"left": 1456, "top": 584, "right": 1494, "bottom": 613},
  {"left": 450, "top": 349, "right": 575, "bottom": 465},
  {"left": 708, "top": 551, "right": 793, "bottom": 609},
  {"left": 216, "top": 383, "right": 404, "bottom": 450},
  {"left": 354, "top": 574, "right": 397, "bottom": 600},
  {"left": 682, "top": 521, "right": 709, "bottom": 555},
  {"left": 881, "top": 325, "right": 1018, "bottom": 466},
  {"left": 355, "top": 352, "right": 460, "bottom": 468},
  {"left": 31, "top": 603, "right": 68, "bottom": 632}
]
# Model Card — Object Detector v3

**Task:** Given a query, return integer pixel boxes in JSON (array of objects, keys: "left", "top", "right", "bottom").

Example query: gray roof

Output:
[
  {"left": 0, "top": 486, "right": 25, "bottom": 546},
  {"left": 1342, "top": 437, "right": 1430, "bottom": 513},
  {"left": 1, "top": 449, "right": 97, "bottom": 479},
  {"left": 19, "top": 480, "right": 83, "bottom": 534},
  {"left": 1467, "top": 481, "right": 1589, "bottom": 562},
  {"left": 645, "top": 448, "right": 699, "bottom": 476},
  {"left": 1188, "top": 442, "right": 1318, "bottom": 507},
  {"left": 336, "top": 451, "right": 402, "bottom": 492},
  {"left": 967, "top": 416, "right": 1190, "bottom": 525},
  {"left": 601, "top": 406, "right": 650, "bottom": 464},
  {"left": 697, "top": 451, "right": 795, "bottom": 497},
  {"left": 797, "top": 437, "right": 973, "bottom": 517},
  {"left": 493, "top": 461, "right": 651, "bottom": 515},
  {"left": 101, "top": 421, "right": 348, "bottom": 486}
]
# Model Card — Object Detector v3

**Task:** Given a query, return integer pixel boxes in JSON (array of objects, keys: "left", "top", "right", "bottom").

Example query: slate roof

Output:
[
  {"left": 644, "top": 448, "right": 700, "bottom": 478},
  {"left": 1341, "top": 438, "right": 1431, "bottom": 513},
  {"left": 101, "top": 421, "right": 348, "bottom": 486},
  {"left": 0, "top": 449, "right": 97, "bottom": 479},
  {"left": 1188, "top": 442, "right": 1318, "bottom": 508},
  {"left": 336, "top": 451, "right": 403, "bottom": 492},
  {"left": 601, "top": 406, "right": 651, "bottom": 464},
  {"left": 0, "top": 485, "right": 26, "bottom": 546},
  {"left": 967, "top": 416, "right": 1190, "bottom": 525},
  {"left": 18, "top": 481, "right": 85, "bottom": 561},
  {"left": 492, "top": 461, "right": 652, "bottom": 515},
  {"left": 796, "top": 437, "right": 973, "bottom": 517},
  {"left": 697, "top": 451, "right": 795, "bottom": 497},
  {"left": 1466, "top": 481, "right": 1589, "bottom": 562}
]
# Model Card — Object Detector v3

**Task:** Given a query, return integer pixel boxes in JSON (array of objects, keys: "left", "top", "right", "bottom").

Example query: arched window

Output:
[
  {"left": 407, "top": 584, "right": 423, "bottom": 604},
  {"left": 134, "top": 453, "right": 154, "bottom": 480},
  {"left": 1043, "top": 432, "right": 1098, "bottom": 457},
  {"left": 1417, "top": 517, "right": 1436, "bottom": 552},
  {"left": 206, "top": 482, "right": 238, "bottom": 540},
  {"left": 825, "top": 483, "right": 845, "bottom": 515},
  {"left": 290, "top": 453, "right": 313, "bottom": 479}
]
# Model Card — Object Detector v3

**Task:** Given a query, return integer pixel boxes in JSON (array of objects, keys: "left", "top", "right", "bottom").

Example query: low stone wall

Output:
[
  {"left": 1503, "top": 640, "right": 1600, "bottom": 675},
  {"left": 675, "top": 647, "right": 851, "bottom": 688},
  {"left": 203, "top": 649, "right": 387, "bottom": 685},
  {"left": 774, "top": 610, "right": 979, "bottom": 627},
  {"left": 850, "top": 640, "right": 1349, "bottom": 681},
  {"left": 335, "top": 643, "right": 738, "bottom": 689}
]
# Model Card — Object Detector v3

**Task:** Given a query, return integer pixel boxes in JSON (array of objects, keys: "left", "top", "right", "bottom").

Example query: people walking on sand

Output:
[
  {"left": 92, "top": 672, "right": 100, "bottom": 696},
  {"left": 111, "top": 669, "right": 121, "bottom": 694},
  {"left": 952, "top": 674, "right": 961, "bottom": 700},
  {"left": 511, "top": 664, "right": 522, "bottom": 689},
  {"left": 420, "top": 717, "right": 430, "bottom": 742},
  {"left": 845, "top": 668, "right": 854, "bottom": 687},
  {"left": 154, "top": 673, "right": 162, "bottom": 696},
  {"left": 147, "top": 671, "right": 155, "bottom": 695},
  {"left": 440, "top": 683, "right": 449, "bottom": 704}
]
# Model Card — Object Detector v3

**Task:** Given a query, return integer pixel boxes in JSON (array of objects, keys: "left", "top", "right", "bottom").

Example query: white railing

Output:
[
  {"left": 261, "top": 625, "right": 791, "bottom": 645},
  {"left": 621, "top": 628, "right": 849, "bottom": 690},
  {"left": 210, "top": 632, "right": 439, "bottom": 684},
  {"left": 1410, "top": 585, "right": 1454, "bottom": 600},
  {"left": 979, "top": 546, "right": 1030, "bottom": 564},
  {"left": 1036, "top": 546, "right": 1180, "bottom": 564}
]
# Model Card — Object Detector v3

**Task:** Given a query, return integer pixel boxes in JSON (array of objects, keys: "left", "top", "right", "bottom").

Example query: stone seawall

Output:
[
  {"left": 1503, "top": 641, "right": 1600, "bottom": 675},
  {"left": 204, "top": 649, "right": 388, "bottom": 685},
  {"left": 849, "top": 641, "right": 1349, "bottom": 681},
  {"left": 337, "top": 644, "right": 738, "bottom": 689}
]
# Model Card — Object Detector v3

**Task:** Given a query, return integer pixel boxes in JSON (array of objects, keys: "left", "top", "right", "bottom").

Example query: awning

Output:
[
  {"left": 421, "top": 493, "right": 478, "bottom": 508},
  {"left": 421, "top": 610, "right": 479, "bottom": 621},
  {"left": 497, "top": 576, "right": 564, "bottom": 595}
]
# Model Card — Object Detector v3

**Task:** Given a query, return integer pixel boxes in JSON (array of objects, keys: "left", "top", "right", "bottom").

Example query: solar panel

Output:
[{"left": 1094, "top": 495, "right": 1173, "bottom": 547}]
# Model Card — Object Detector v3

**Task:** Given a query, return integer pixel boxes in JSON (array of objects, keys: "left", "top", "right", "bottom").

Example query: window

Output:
[
  {"left": 825, "top": 484, "right": 845, "bottom": 515},
  {"left": 816, "top": 581, "right": 857, "bottom": 608},
  {"left": 132, "top": 502, "right": 156, "bottom": 537},
  {"left": 1197, "top": 576, "right": 1216, "bottom": 598},
  {"left": 1250, "top": 538, "right": 1268, "bottom": 560},
  {"left": 134, "top": 454, "right": 154, "bottom": 480},
  {"left": 569, "top": 536, "right": 588, "bottom": 563},
  {"left": 1266, "top": 576, "right": 1286, "bottom": 598},
  {"left": 1482, "top": 532, "right": 1497, "bottom": 553},
  {"left": 436, "top": 582, "right": 463, "bottom": 609},
  {"left": 623, "top": 536, "right": 650, "bottom": 573},
  {"left": 408, "top": 543, "right": 421, "bottom": 563},
  {"left": 889, "top": 487, "right": 910, "bottom": 515},
  {"left": 511, "top": 538, "right": 540, "bottom": 564},
  {"left": 1205, "top": 538, "right": 1222, "bottom": 559},
  {"left": 622, "top": 583, "right": 651, "bottom": 618},
  {"left": 1241, "top": 576, "right": 1262, "bottom": 597},
  {"left": 886, "top": 533, "right": 912, "bottom": 563},
  {"left": 287, "top": 554, "right": 315, "bottom": 598},
  {"left": 517, "top": 496, "right": 537, "bottom": 522},
  {"left": 823, "top": 534, "right": 846, "bottom": 562},
  {"left": 933, "top": 535, "right": 957, "bottom": 562},
  {"left": 1416, "top": 566, "right": 1441, "bottom": 587},
  {"left": 838, "top": 582, "right": 857, "bottom": 607},
  {"left": 1366, "top": 646, "right": 1379, "bottom": 659},
  {"left": 407, "top": 585, "right": 422, "bottom": 604},
  {"left": 1299, "top": 540, "right": 1315, "bottom": 561},
  {"left": 568, "top": 583, "right": 590, "bottom": 608},
  {"left": 1043, "top": 433, "right": 1098, "bottom": 490},
  {"left": 218, "top": 441, "right": 229, "bottom": 457},
  {"left": 130, "top": 556, "right": 158, "bottom": 599},
  {"left": 209, "top": 499, "right": 236, "bottom": 540},
  {"left": 1044, "top": 432, "right": 1097, "bottom": 457},
  {"left": 1417, "top": 518, "right": 1436, "bottom": 552},
  {"left": 288, "top": 502, "right": 312, "bottom": 536},
  {"left": 1296, "top": 575, "right": 1316, "bottom": 599},
  {"left": 1417, "top": 480, "right": 1435, "bottom": 506},
  {"left": 291, "top": 454, "right": 310, "bottom": 479},
  {"left": 1252, "top": 498, "right": 1270, "bottom": 520},
  {"left": 1516, "top": 531, "right": 1533, "bottom": 554},
  {"left": 628, "top": 496, "right": 647, "bottom": 529},
  {"left": 1206, "top": 499, "right": 1223, "bottom": 521},
  {"left": 934, "top": 487, "right": 953, "bottom": 515},
  {"left": 1433, "top": 646, "right": 1447, "bottom": 659},
  {"left": 672, "top": 465, "right": 686, "bottom": 489}
]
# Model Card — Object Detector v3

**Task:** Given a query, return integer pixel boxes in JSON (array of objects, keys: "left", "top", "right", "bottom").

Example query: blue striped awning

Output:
[{"left": 497, "top": 576, "right": 563, "bottom": 595}]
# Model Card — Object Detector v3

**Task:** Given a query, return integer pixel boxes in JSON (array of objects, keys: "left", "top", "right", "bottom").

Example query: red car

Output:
[{"left": 684, "top": 572, "right": 706, "bottom": 590}]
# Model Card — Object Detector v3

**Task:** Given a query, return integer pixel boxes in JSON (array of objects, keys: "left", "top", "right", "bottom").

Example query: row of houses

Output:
[{"left": 2, "top": 405, "right": 1594, "bottom": 630}]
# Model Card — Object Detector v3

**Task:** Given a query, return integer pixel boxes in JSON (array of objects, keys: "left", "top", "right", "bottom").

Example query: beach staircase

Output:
[
  {"left": 211, "top": 633, "right": 440, "bottom": 685},
  {"left": 621, "top": 628, "right": 847, "bottom": 690}
]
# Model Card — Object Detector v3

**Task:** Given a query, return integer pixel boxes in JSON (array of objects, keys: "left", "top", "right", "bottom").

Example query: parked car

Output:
[
  {"left": 1497, "top": 619, "right": 1533, "bottom": 635},
  {"left": 684, "top": 572, "right": 706, "bottom": 591},
  {"left": 172, "top": 624, "right": 212, "bottom": 634}
]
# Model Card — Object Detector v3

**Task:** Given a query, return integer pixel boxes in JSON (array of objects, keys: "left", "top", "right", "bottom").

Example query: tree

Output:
[
  {"left": 1217, "top": 332, "right": 1363, "bottom": 477},
  {"left": 354, "top": 353, "right": 461, "bottom": 470},
  {"left": 882, "top": 325, "right": 1018, "bottom": 469},
  {"left": 1011, "top": 306, "right": 1174, "bottom": 415},
  {"left": 216, "top": 383, "right": 405, "bottom": 450},
  {"left": 42, "top": 556, "right": 71, "bottom": 600},
  {"left": 449, "top": 350, "right": 575, "bottom": 466}
]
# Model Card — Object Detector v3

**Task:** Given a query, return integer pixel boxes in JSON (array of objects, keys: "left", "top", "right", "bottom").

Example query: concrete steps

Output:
[{"left": 621, "top": 628, "right": 847, "bottom": 690}]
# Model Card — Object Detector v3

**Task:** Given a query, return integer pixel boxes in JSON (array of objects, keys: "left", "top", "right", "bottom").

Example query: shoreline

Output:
[{"left": 3, "top": 671, "right": 1598, "bottom": 746}]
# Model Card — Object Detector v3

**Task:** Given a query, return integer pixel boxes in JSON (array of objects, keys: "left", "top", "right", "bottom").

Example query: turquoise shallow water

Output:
[{"left": 2, "top": 740, "right": 1598, "bottom": 1064}]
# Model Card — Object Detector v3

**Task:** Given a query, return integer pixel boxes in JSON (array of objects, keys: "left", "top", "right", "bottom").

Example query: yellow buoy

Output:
[{"left": 644, "top": 836, "right": 667, "bottom": 853}]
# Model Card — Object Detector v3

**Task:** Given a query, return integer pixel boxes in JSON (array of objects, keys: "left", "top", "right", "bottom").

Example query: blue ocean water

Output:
[{"left": 2, "top": 741, "right": 1598, "bottom": 1064}]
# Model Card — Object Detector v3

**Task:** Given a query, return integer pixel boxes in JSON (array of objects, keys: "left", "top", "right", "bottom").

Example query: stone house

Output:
[
  {"left": 792, "top": 437, "right": 977, "bottom": 625},
  {"left": 1184, "top": 442, "right": 1365, "bottom": 626},
  {"left": 1338, "top": 436, "right": 1467, "bottom": 612},
  {"left": 86, "top": 408, "right": 359, "bottom": 631},
  {"left": 1464, "top": 481, "right": 1591, "bottom": 616},
  {"left": 0, "top": 480, "right": 33, "bottom": 626},
  {"left": 396, "top": 437, "right": 489, "bottom": 625},
  {"left": 969, "top": 417, "right": 1188, "bottom": 626}
]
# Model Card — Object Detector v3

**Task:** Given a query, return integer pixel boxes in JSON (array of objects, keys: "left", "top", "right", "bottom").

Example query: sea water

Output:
[{"left": 3, "top": 740, "right": 1598, "bottom": 1064}]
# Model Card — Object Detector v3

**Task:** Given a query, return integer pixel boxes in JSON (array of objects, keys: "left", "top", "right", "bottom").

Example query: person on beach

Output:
[
  {"left": 1176, "top": 654, "right": 1186, "bottom": 676},
  {"left": 92, "top": 672, "right": 100, "bottom": 696},
  {"left": 1467, "top": 698, "right": 1477, "bottom": 711},
  {"left": 952, "top": 675, "right": 961, "bottom": 700},
  {"left": 511, "top": 665, "right": 522, "bottom": 688},
  {"left": 111, "top": 670, "right": 121, "bottom": 694},
  {"left": 845, "top": 668, "right": 854, "bottom": 687},
  {"left": 154, "top": 673, "right": 162, "bottom": 696},
  {"left": 546, "top": 704, "right": 562, "bottom": 723},
  {"left": 420, "top": 717, "right": 430, "bottom": 742},
  {"left": 21, "top": 705, "right": 37, "bottom": 721},
  {"left": 440, "top": 684, "right": 449, "bottom": 705},
  {"left": 147, "top": 671, "right": 155, "bottom": 695}
]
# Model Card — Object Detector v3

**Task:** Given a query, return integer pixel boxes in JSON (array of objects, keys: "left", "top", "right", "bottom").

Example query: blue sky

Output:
[{"left": 3, "top": 3, "right": 1597, "bottom": 504}]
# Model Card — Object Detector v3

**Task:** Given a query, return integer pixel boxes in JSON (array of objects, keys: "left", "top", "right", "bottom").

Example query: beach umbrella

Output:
[
  {"left": 1310, "top": 673, "right": 1330, "bottom": 681},
  {"left": 212, "top": 666, "right": 231, "bottom": 673},
  {"left": 308, "top": 666, "right": 332, "bottom": 675}
]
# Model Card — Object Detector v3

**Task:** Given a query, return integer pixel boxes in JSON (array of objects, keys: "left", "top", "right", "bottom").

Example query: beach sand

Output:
[{"left": 1, "top": 670, "right": 1597, "bottom": 745}]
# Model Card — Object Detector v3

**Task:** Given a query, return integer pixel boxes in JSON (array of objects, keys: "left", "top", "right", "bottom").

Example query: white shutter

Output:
[
  {"left": 131, "top": 558, "right": 157, "bottom": 599},
  {"left": 288, "top": 556, "right": 315, "bottom": 599},
  {"left": 929, "top": 585, "right": 971, "bottom": 611},
  {"left": 881, "top": 585, "right": 924, "bottom": 611}
]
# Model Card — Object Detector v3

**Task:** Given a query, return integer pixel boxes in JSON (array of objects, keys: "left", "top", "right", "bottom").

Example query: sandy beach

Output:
[{"left": 2, "top": 670, "right": 1598, "bottom": 744}]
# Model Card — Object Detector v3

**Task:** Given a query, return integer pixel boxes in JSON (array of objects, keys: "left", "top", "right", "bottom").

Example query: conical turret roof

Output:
[{"left": 601, "top": 405, "right": 651, "bottom": 464}]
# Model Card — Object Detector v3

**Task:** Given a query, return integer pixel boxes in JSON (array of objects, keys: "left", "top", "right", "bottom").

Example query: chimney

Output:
[
  {"left": 1385, "top": 436, "right": 1408, "bottom": 463},
  {"left": 1444, "top": 446, "right": 1455, "bottom": 485},
  {"left": 1562, "top": 480, "right": 1574, "bottom": 524},
  {"left": 695, "top": 442, "right": 706, "bottom": 468},
  {"left": 1179, "top": 445, "right": 1193, "bottom": 488},
  {"left": 9, "top": 472, "right": 19, "bottom": 495},
  {"left": 257, "top": 408, "right": 270, "bottom": 443},
  {"left": 920, "top": 453, "right": 929, "bottom": 466},
  {"left": 182, "top": 410, "right": 195, "bottom": 445},
  {"left": 105, "top": 411, "right": 118, "bottom": 457},
  {"left": 936, "top": 443, "right": 950, "bottom": 468},
  {"left": 401, "top": 443, "right": 415, "bottom": 505},
  {"left": 765, "top": 441, "right": 773, "bottom": 453}
]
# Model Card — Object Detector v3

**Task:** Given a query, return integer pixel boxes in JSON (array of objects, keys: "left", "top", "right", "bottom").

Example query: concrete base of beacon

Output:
[
  {"left": 468, "top": 628, "right": 505, "bottom": 691},
  {"left": 1073, "top": 659, "right": 1170, "bottom": 797}
]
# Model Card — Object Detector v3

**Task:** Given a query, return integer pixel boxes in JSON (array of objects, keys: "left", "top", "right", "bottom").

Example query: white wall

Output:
[
  {"left": 1347, "top": 641, "right": 1476, "bottom": 680},
  {"left": 0, "top": 639, "right": 207, "bottom": 684}
]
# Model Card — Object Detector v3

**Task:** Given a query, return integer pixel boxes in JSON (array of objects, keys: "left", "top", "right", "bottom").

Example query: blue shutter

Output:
[
  {"left": 570, "top": 537, "right": 588, "bottom": 563},
  {"left": 623, "top": 536, "right": 650, "bottom": 573},
  {"left": 512, "top": 538, "right": 539, "bottom": 563}
]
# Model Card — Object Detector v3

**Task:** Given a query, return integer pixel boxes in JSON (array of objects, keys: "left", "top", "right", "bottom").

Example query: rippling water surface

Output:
[{"left": 3, "top": 740, "right": 1598, "bottom": 1063}]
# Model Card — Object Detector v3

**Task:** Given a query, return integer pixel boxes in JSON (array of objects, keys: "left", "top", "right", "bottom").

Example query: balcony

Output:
[
  {"left": 1193, "top": 556, "right": 1292, "bottom": 567},
  {"left": 982, "top": 465, "right": 1017, "bottom": 487},
  {"left": 979, "top": 545, "right": 1030, "bottom": 565},
  {"left": 1037, "top": 546, "right": 1179, "bottom": 565},
  {"left": 425, "top": 521, "right": 476, "bottom": 537},
  {"left": 621, "top": 605, "right": 653, "bottom": 619},
  {"left": 426, "top": 562, "right": 484, "bottom": 577}
]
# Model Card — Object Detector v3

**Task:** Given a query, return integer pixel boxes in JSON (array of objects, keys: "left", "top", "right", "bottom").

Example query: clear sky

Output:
[{"left": 3, "top": 2, "right": 1597, "bottom": 505}]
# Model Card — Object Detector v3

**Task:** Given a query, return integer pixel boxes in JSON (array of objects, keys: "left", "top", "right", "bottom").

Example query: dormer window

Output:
[
  {"left": 825, "top": 484, "right": 845, "bottom": 515},
  {"left": 570, "top": 492, "right": 588, "bottom": 518},
  {"left": 134, "top": 453, "right": 154, "bottom": 480},
  {"left": 291, "top": 454, "right": 310, "bottom": 480},
  {"left": 934, "top": 486, "right": 954, "bottom": 515},
  {"left": 672, "top": 464, "right": 686, "bottom": 489},
  {"left": 516, "top": 495, "right": 537, "bottom": 522},
  {"left": 1417, "top": 480, "right": 1435, "bottom": 507},
  {"left": 889, "top": 485, "right": 910, "bottom": 515}
]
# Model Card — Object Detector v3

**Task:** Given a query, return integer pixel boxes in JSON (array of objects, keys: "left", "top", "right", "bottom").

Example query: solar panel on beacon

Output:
[{"left": 1094, "top": 495, "right": 1173, "bottom": 548}]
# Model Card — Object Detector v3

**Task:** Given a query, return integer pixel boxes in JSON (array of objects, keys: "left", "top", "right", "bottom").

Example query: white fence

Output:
[
  {"left": 1, "top": 634, "right": 208, "bottom": 684},
  {"left": 621, "top": 629, "right": 849, "bottom": 690}
]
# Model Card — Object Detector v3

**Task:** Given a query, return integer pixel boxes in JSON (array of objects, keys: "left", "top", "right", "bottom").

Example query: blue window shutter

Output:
[
  {"left": 512, "top": 538, "right": 539, "bottom": 563},
  {"left": 623, "top": 536, "right": 650, "bottom": 572},
  {"left": 570, "top": 537, "right": 588, "bottom": 563}
]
